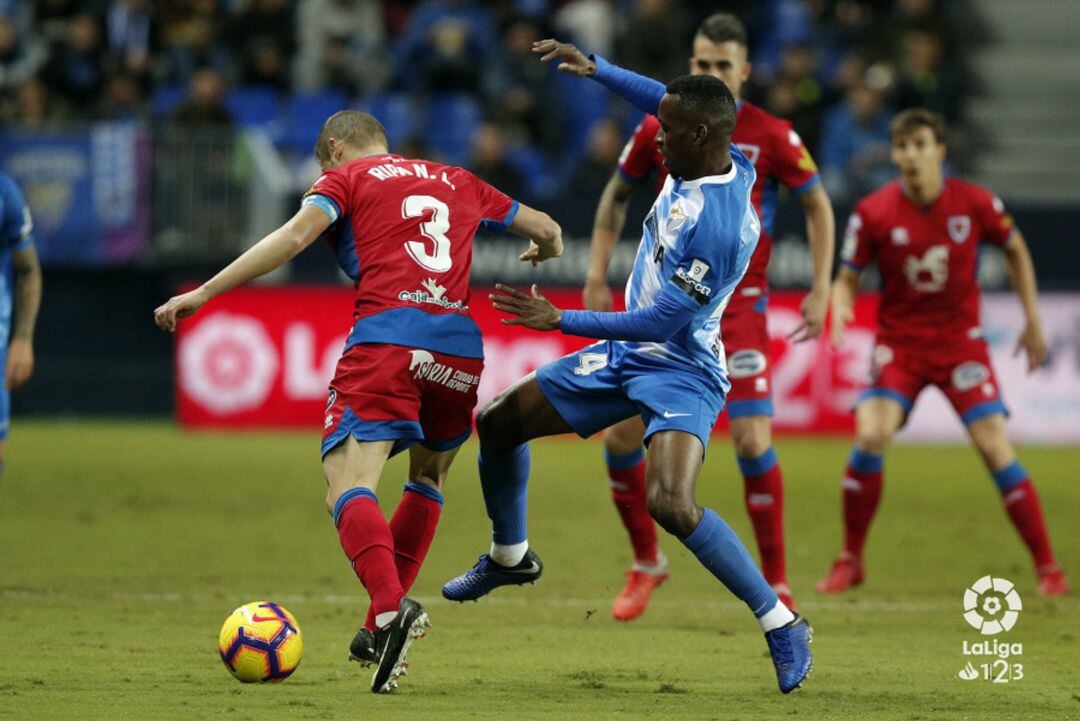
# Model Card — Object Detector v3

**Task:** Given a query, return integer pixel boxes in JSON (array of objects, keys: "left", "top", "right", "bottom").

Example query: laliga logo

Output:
[
  {"left": 963, "top": 575, "right": 1022, "bottom": 635},
  {"left": 179, "top": 313, "right": 278, "bottom": 415}
]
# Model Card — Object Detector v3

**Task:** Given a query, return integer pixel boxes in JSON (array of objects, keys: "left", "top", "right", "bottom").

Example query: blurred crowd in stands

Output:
[{"left": 0, "top": 0, "right": 980, "bottom": 208}]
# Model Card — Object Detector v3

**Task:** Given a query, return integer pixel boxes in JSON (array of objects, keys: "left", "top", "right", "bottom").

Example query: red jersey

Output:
[
  {"left": 303, "top": 154, "right": 517, "bottom": 358},
  {"left": 841, "top": 177, "right": 1015, "bottom": 347},
  {"left": 616, "top": 101, "right": 821, "bottom": 296}
]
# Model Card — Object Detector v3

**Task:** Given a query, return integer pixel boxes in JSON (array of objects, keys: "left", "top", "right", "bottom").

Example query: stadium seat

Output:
[
  {"left": 151, "top": 84, "right": 188, "bottom": 118},
  {"left": 360, "top": 92, "right": 418, "bottom": 148},
  {"left": 425, "top": 93, "right": 482, "bottom": 166},
  {"left": 278, "top": 89, "right": 351, "bottom": 154},
  {"left": 224, "top": 85, "right": 282, "bottom": 130},
  {"left": 507, "top": 146, "right": 558, "bottom": 201},
  {"left": 553, "top": 71, "right": 609, "bottom": 153}
]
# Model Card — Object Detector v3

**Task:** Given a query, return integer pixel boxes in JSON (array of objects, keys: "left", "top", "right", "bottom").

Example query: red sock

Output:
[
  {"left": 842, "top": 449, "right": 884, "bottom": 559},
  {"left": 1001, "top": 478, "right": 1057, "bottom": 571},
  {"left": 334, "top": 488, "right": 403, "bottom": 620},
  {"left": 738, "top": 448, "right": 786, "bottom": 585},
  {"left": 607, "top": 450, "right": 658, "bottom": 565},
  {"left": 363, "top": 483, "right": 443, "bottom": 631}
]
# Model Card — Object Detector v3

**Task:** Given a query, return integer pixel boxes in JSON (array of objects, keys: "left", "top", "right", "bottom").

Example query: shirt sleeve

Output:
[
  {"left": 667, "top": 219, "right": 735, "bottom": 307},
  {"left": 0, "top": 175, "right": 35, "bottom": 251},
  {"left": 301, "top": 170, "right": 350, "bottom": 224},
  {"left": 972, "top": 187, "right": 1014, "bottom": 247},
  {"left": 591, "top": 55, "right": 666, "bottom": 116},
  {"left": 839, "top": 202, "right": 876, "bottom": 271},
  {"left": 617, "top": 116, "right": 660, "bottom": 184},
  {"left": 772, "top": 123, "right": 821, "bottom": 196},
  {"left": 467, "top": 171, "right": 519, "bottom": 232},
  {"left": 560, "top": 283, "right": 698, "bottom": 341}
]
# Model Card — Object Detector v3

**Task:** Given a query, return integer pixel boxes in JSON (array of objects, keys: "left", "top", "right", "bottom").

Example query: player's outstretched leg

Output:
[
  {"left": 646, "top": 430, "right": 811, "bottom": 693},
  {"left": 731, "top": 415, "right": 793, "bottom": 608},
  {"left": 604, "top": 416, "right": 668, "bottom": 622},
  {"left": 967, "top": 415, "right": 1067, "bottom": 596},
  {"left": 819, "top": 398, "right": 902, "bottom": 594},
  {"left": 443, "top": 374, "right": 572, "bottom": 601}
]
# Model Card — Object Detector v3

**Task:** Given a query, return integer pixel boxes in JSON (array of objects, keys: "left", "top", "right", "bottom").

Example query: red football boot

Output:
[
  {"left": 816, "top": 553, "right": 865, "bottom": 593},
  {"left": 612, "top": 554, "right": 669, "bottom": 622},
  {"left": 1037, "top": 566, "right": 1068, "bottom": 596}
]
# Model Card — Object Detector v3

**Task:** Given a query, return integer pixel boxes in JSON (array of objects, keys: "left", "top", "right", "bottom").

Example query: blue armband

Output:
[
  {"left": 560, "top": 284, "right": 698, "bottom": 342},
  {"left": 591, "top": 55, "right": 666, "bottom": 116}
]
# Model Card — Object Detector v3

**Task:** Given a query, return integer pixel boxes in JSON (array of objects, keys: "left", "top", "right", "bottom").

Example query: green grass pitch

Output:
[{"left": 1, "top": 420, "right": 1077, "bottom": 720}]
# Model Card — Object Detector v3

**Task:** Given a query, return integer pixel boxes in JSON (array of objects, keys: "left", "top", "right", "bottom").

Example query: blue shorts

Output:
[{"left": 535, "top": 341, "right": 725, "bottom": 453}]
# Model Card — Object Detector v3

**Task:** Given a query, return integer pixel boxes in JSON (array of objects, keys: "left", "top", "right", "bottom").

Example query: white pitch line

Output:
[{"left": 1, "top": 588, "right": 954, "bottom": 613}]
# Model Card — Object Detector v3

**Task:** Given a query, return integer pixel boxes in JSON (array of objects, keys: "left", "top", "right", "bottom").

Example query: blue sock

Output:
[
  {"left": 479, "top": 444, "right": 530, "bottom": 545},
  {"left": 681, "top": 508, "right": 778, "bottom": 617}
]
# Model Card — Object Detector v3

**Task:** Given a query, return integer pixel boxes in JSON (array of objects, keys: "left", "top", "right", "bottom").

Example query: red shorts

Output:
[
  {"left": 859, "top": 338, "right": 1007, "bottom": 425},
  {"left": 722, "top": 295, "right": 773, "bottom": 418},
  {"left": 321, "top": 343, "right": 483, "bottom": 458}
]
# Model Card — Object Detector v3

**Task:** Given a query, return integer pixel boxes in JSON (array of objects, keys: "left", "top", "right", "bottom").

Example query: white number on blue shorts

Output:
[{"left": 574, "top": 352, "right": 608, "bottom": 376}]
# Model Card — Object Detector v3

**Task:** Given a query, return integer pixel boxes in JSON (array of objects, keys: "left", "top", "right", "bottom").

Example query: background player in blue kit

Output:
[
  {"left": 0, "top": 171, "right": 43, "bottom": 477},
  {"left": 443, "top": 40, "right": 812, "bottom": 694}
]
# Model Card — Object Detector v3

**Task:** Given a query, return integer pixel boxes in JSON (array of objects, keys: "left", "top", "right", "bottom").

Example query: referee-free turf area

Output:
[{"left": 1, "top": 421, "right": 1077, "bottom": 720}]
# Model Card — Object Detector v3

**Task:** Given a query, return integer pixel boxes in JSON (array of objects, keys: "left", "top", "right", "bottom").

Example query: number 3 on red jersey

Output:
[{"left": 402, "top": 194, "right": 452, "bottom": 273}]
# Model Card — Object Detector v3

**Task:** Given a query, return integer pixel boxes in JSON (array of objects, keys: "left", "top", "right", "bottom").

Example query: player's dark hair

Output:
[
  {"left": 695, "top": 13, "right": 748, "bottom": 49},
  {"left": 314, "top": 110, "right": 388, "bottom": 165},
  {"left": 890, "top": 108, "right": 946, "bottom": 144},
  {"left": 665, "top": 74, "right": 737, "bottom": 139}
]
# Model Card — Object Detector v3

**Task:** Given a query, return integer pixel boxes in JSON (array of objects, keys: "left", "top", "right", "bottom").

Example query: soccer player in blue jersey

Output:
[
  {"left": 0, "top": 171, "right": 42, "bottom": 477},
  {"left": 443, "top": 40, "right": 812, "bottom": 693}
]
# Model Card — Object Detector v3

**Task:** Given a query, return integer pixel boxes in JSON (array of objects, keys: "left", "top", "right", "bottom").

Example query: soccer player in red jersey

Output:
[
  {"left": 818, "top": 108, "right": 1067, "bottom": 597},
  {"left": 581, "top": 14, "right": 835, "bottom": 620},
  {"left": 154, "top": 110, "right": 564, "bottom": 691}
]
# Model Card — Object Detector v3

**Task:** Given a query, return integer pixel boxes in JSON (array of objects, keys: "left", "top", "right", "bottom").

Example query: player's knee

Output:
[
  {"left": 605, "top": 423, "right": 643, "bottom": 456},
  {"left": 732, "top": 426, "right": 769, "bottom": 459},
  {"left": 646, "top": 484, "right": 698, "bottom": 538},
  {"left": 856, "top": 425, "right": 893, "bottom": 455},
  {"left": 475, "top": 399, "right": 520, "bottom": 449}
]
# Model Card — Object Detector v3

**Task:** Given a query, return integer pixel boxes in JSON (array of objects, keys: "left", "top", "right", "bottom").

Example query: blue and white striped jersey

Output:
[{"left": 612, "top": 145, "right": 760, "bottom": 394}]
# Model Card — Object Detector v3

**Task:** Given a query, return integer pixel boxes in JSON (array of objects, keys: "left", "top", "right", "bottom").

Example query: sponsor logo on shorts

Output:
[
  {"left": 407, "top": 350, "right": 479, "bottom": 394},
  {"left": 325, "top": 388, "right": 337, "bottom": 411},
  {"left": 728, "top": 349, "right": 767, "bottom": 379},
  {"left": 952, "top": 361, "right": 990, "bottom": 392},
  {"left": 870, "top": 344, "right": 894, "bottom": 380},
  {"left": 398, "top": 278, "right": 468, "bottom": 311}
]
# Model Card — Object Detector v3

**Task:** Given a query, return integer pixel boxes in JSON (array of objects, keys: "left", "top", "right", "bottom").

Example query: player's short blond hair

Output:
[
  {"left": 889, "top": 108, "right": 946, "bottom": 144},
  {"left": 314, "top": 110, "right": 388, "bottom": 165}
]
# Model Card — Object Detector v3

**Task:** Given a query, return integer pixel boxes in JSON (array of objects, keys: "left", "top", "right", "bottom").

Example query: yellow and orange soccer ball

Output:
[{"left": 218, "top": 602, "right": 303, "bottom": 682}]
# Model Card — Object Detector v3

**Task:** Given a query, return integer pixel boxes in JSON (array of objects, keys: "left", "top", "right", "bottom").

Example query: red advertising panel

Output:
[{"left": 175, "top": 285, "right": 881, "bottom": 435}]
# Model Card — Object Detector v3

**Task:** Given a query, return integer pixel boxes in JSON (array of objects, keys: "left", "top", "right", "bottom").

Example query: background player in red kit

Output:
[
  {"left": 581, "top": 13, "right": 835, "bottom": 620},
  {"left": 820, "top": 108, "right": 1067, "bottom": 596},
  {"left": 154, "top": 110, "right": 563, "bottom": 691}
]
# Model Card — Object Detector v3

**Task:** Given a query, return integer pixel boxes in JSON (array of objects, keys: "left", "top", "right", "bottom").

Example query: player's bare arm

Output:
[
  {"left": 508, "top": 204, "right": 563, "bottom": 267},
  {"left": 1002, "top": 229, "right": 1047, "bottom": 372},
  {"left": 584, "top": 173, "right": 639, "bottom": 312},
  {"left": 830, "top": 265, "right": 860, "bottom": 348},
  {"left": 154, "top": 205, "right": 330, "bottom": 332},
  {"left": 790, "top": 185, "right": 835, "bottom": 343},
  {"left": 532, "top": 39, "right": 596, "bottom": 77},
  {"left": 6, "top": 243, "right": 42, "bottom": 390}
]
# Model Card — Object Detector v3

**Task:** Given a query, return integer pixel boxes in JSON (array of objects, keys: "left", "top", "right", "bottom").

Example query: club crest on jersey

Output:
[
  {"left": 666, "top": 203, "right": 688, "bottom": 232},
  {"left": 891, "top": 227, "right": 910, "bottom": 246},
  {"left": 948, "top": 216, "right": 971, "bottom": 244}
]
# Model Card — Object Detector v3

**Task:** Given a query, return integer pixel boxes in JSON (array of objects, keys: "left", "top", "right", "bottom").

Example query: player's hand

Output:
[
  {"left": 519, "top": 238, "right": 562, "bottom": 267},
  {"left": 533, "top": 39, "right": 596, "bottom": 77},
  {"left": 5, "top": 338, "right": 33, "bottom": 390},
  {"left": 490, "top": 283, "right": 563, "bottom": 331},
  {"left": 1014, "top": 321, "right": 1047, "bottom": 373},
  {"left": 790, "top": 285, "right": 829, "bottom": 343},
  {"left": 582, "top": 277, "right": 613, "bottom": 312},
  {"left": 154, "top": 286, "right": 210, "bottom": 333},
  {"left": 830, "top": 301, "right": 853, "bottom": 348}
]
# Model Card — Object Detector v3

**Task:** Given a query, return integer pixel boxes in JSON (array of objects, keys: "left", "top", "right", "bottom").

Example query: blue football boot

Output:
[
  {"left": 442, "top": 548, "right": 543, "bottom": 601},
  {"left": 764, "top": 614, "right": 813, "bottom": 693}
]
